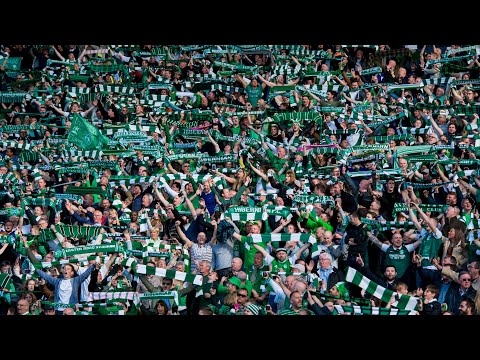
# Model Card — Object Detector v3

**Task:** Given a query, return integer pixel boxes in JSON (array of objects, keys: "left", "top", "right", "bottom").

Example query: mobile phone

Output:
[
  {"left": 265, "top": 305, "right": 272, "bottom": 311},
  {"left": 211, "top": 164, "right": 216, "bottom": 171}
]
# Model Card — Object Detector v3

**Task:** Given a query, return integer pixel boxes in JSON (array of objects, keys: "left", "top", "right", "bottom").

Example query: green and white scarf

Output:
[
  {"left": 54, "top": 243, "right": 122, "bottom": 258},
  {"left": 333, "top": 304, "right": 416, "bottom": 315},
  {"left": 225, "top": 206, "right": 267, "bottom": 221},
  {"left": 135, "top": 264, "right": 203, "bottom": 286},
  {"left": 292, "top": 195, "right": 335, "bottom": 205},
  {"left": 345, "top": 267, "right": 419, "bottom": 311}
]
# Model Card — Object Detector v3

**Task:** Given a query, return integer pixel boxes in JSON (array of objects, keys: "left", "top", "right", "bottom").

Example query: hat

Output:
[
  {"left": 333, "top": 281, "right": 350, "bottom": 298},
  {"left": 228, "top": 276, "right": 242, "bottom": 288},
  {"left": 291, "top": 263, "right": 305, "bottom": 273},
  {"left": 276, "top": 247, "right": 288, "bottom": 254},
  {"left": 245, "top": 303, "right": 261, "bottom": 315}
]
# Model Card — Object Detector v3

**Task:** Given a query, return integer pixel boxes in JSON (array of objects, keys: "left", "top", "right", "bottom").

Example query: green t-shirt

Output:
[
  {"left": 382, "top": 244, "right": 415, "bottom": 278},
  {"left": 240, "top": 236, "right": 267, "bottom": 270},
  {"left": 246, "top": 84, "right": 264, "bottom": 107},
  {"left": 418, "top": 228, "right": 443, "bottom": 268}
]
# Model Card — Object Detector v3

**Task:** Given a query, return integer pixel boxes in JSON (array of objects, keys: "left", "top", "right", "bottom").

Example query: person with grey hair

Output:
[{"left": 317, "top": 252, "right": 345, "bottom": 294}]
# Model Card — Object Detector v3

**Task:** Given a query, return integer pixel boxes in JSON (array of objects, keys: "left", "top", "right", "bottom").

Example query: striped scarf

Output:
[
  {"left": 95, "top": 84, "right": 135, "bottom": 94},
  {"left": 33, "top": 255, "right": 107, "bottom": 269},
  {"left": 403, "top": 181, "right": 453, "bottom": 189},
  {"left": 88, "top": 291, "right": 140, "bottom": 305},
  {"left": 54, "top": 224, "right": 103, "bottom": 239},
  {"left": 369, "top": 134, "right": 414, "bottom": 143},
  {"left": 165, "top": 153, "right": 203, "bottom": 162},
  {"left": 292, "top": 195, "right": 335, "bottom": 205},
  {"left": 247, "top": 233, "right": 314, "bottom": 244},
  {"left": 345, "top": 267, "right": 419, "bottom": 311},
  {"left": 0, "top": 92, "right": 26, "bottom": 103},
  {"left": 63, "top": 149, "right": 104, "bottom": 159},
  {"left": 225, "top": 207, "right": 267, "bottom": 221},
  {"left": 108, "top": 175, "right": 157, "bottom": 187},
  {"left": 333, "top": 304, "right": 416, "bottom": 316},
  {"left": 54, "top": 243, "right": 122, "bottom": 259},
  {"left": 0, "top": 140, "right": 32, "bottom": 150},
  {"left": 64, "top": 186, "right": 107, "bottom": 196},
  {"left": 134, "top": 264, "right": 203, "bottom": 286},
  {"left": 197, "top": 154, "right": 237, "bottom": 165},
  {"left": 393, "top": 203, "right": 448, "bottom": 214},
  {"left": 138, "top": 291, "right": 178, "bottom": 306}
]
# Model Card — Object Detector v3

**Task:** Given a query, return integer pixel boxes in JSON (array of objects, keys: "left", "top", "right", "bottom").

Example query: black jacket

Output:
[{"left": 444, "top": 282, "right": 477, "bottom": 315}]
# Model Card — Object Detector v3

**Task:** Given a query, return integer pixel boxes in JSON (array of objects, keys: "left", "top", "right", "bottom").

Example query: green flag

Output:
[{"left": 68, "top": 114, "right": 109, "bottom": 150}]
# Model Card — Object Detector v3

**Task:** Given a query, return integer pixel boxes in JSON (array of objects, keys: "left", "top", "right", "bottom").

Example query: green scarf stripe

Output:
[
  {"left": 135, "top": 264, "right": 203, "bottom": 286},
  {"left": 247, "top": 233, "right": 314, "bottom": 244},
  {"left": 0, "top": 125, "right": 35, "bottom": 133},
  {"left": 345, "top": 267, "right": 419, "bottom": 311},
  {"left": 57, "top": 166, "right": 90, "bottom": 175},
  {"left": 333, "top": 305, "right": 416, "bottom": 316},
  {"left": 0, "top": 92, "right": 26, "bottom": 103},
  {"left": 127, "top": 250, "right": 170, "bottom": 258},
  {"left": 197, "top": 154, "right": 238, "bottom": 165},
  {"left": 444, "top": 45, "right": 479, "bottom": 57},
  {"left": 88, "top": 291, "right": 139, "bottom": 305},
  {"left": 0, "top": 208, "right": 23, "bottom": 217},
  {"left": 62, "top": 86, "right": 91, "bottom": 94},
  {"left": 212, "top": 102, "right": 246, "bottom": 110},
  {"left": 172, "top": 142, "right": 197, "bottom": 149},
  {"left": 53, "top": 224, "right": 103, "bottom": 239},
  {"left": 55, "top": 243, "right": 122, "bottom": 258},
  {"left": 33, "top": 255, "right": 105, "bottom": 269},
  {"left": 22, "top": 198, "right": 57, "bottom": 209},
  {"left": 361, "top": 218, "right": 414, "bottom": 227},
  {"left": 108, "top": 175, "right": 157, "bottom": 187},
  {"left": 0, "top": 140, "right": 32, "bottom": 150},
  {"left": 165, "top": 153, "right": 203, "bottom": 162},
  {"left": 225, "top": 212, "right": 268, "bottom": 222},
  {"left": 393, "top": 203, "right": 448, "bottom": 214},
  {"left": 138, "top": 291, "right": 178, "bottom": 305},
  {"left": 369, "top": 134, "right": 414, "bottom": 143},
  {"left": 62, "top": 149, "right": 104, "bottom": 159},
  {"left": 210, "top": 84, "right": 245, "bottom": 94},
  {"left": 215, "top": 132, "right": 258, "bottom": 145},
  {"left": 89, "top": 64, "right": 125, "bottom": 73},
  {"left": 172, "top": 128, "right": 209, "bottom": 140},
  {"left": 398, "top": 127, "right": 430, "bottom": 135},
  {"left": 95, "top": 84, "right": 135, "bottom": 94},
  {"left": 64, "top": 186, "right": 108, "bottom": 196},
  {"left": 292, "top": 195, "right": 335, "bottom": 205},
  {"left": 426, "top": 54, "right": 474, "bottom": 67},
  {"left": 87, "top": 160, "right": 120, "bottom": 171},
  {"left": 0, "top": 173, "right": 19, "bottom": 184},
  {"left": 404, "top": 181, "right": 453, "bottom": 189}
]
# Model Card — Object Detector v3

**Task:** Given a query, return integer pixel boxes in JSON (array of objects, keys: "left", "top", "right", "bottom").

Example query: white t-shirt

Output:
[{"left": 58, "top": 279, "right": 74, "bottom": 310}]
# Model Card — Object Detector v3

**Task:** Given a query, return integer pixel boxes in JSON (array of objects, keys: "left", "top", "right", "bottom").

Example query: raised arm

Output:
[
  {"left": 175, "top": 220, "right": 193, "bottom": 248},
  {"left": 412, "top": 202, "right": 438, "bottom": 234},
  {"left": 366, "top": 229, "right": 384, "bottom": 249},
  {"left": 50, "top": 45, "right": 65, "bottom": 61},
  {"left": 205, "top": 130, "right": 220, "bottom": 154},
  {"left": 408, "top": 203, "right": 423, "bottom": 232},
  {"left": 247, "top": 159, "right": 268, "bottom": 182},
  {"left": 256, "top": 73, "right": 276, "bottom": 88}
]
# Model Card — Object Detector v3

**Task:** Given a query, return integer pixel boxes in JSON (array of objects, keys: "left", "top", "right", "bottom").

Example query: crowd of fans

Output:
[{"left": 0, "top": 44, "right": 479, "bottom": 316}]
